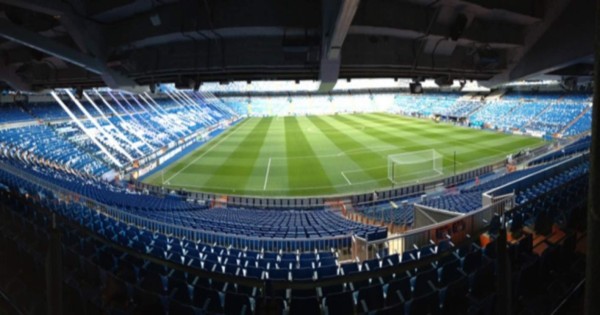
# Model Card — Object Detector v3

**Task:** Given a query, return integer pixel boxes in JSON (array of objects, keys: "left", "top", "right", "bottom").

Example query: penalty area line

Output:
[
  {"left": 263, "top": 157, "right": 272, "bottom": 190},
  {"left": 341, "top": 171, "right": 352, "bottom": 185}
]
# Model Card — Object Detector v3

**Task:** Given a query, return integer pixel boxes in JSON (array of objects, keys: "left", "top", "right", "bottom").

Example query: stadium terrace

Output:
[{"left": 0, "top": 1, "right": 597, "bottom": 315}]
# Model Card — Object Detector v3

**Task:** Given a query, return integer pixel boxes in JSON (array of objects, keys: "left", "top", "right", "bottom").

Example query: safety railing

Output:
[
  {"left": 353, "top": 196, "right": 513, "bottom": 261},
  {"left": 354, "top": 157, "right": 590, "bottom": 262}
]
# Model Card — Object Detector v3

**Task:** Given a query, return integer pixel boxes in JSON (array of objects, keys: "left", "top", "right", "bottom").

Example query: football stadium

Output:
[{"left": 0, "top": 1, "right": 597, "bottom": 315}]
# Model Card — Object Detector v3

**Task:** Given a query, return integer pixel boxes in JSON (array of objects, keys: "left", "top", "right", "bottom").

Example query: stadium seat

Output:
[
  {"left": 407, "top": 290, "right": 440, "bottom": 315},
  {"left": 385, "top": 276, "right": 411, "bottom": 305},
  {"left": 440, "top": 276, "right": 469, "bottom": 315},
  {"left": 224, "top": 291, "right": 252, "bottom": 315},
  {"left": 357, "top": 284, "right": 385, "bottom": 313},
  {"left": 324, "top": 291, "right": 355, "bottom": 315},
  {"left": 289, "top": 296, "right": 321, "bottom": 315}
]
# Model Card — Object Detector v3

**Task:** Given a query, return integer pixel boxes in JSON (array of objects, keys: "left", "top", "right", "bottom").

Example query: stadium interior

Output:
[{"left": 0, "top": 0, "right": 597, "bottom": 315}]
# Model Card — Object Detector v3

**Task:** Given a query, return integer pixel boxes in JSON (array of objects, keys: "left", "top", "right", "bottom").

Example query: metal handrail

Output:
[{"left": 356, "top": 165, "right": 588, "bottom": 260}]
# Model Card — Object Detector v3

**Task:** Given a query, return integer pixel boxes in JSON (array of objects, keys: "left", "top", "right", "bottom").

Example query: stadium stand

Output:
[
  {"left": 0, "top": 0, "right": 596, "bottom": 313},
  {"left": 524, "top": 94, "right": 591, "bottom": 135},
  {"left": 0, "top": 89, "right": 592, "bottom": 315},
  {"left": 0, "top": 92, "right": 238, "bottom": 177},
  {"left": 0, "top": 152, "right": 587, "bottom": 314},
  {"left": 0, "top": 124, "right": 111, "bottom": 176},
  {"left": 528, "top": 136, "right": 591, "bottom": 166},
  {"left": 0, "top": 103, "right": 32, "bottom": 124},
  {"left": 389, "top": 91, "right": 594, "bottom": 137},
  {"left": 443, "top": 99, "right": 483, "bottom": 118},
  {"left": 564, "top": 109, "right": 593, "bottom": 137},
  {"left": 354, "top": 150, "right": 590, "bottom": 228},
  {"left": 465, "top": 92, "right": 593, "bottom": 135},
  {"left": 469, "top": 100, "right": 522, "bottom": 128},
  {"left": 394, "top": 92, "right": 460, "bottom": 117}
]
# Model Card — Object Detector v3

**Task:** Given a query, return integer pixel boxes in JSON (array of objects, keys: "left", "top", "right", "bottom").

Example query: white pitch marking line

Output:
[
  {"left": 164, "top": 119, "right": 248, "bottom": 183},
  {"left": 263, "top": 157, "right": 272, "bottom": 190},
  {"left": 341, "top": 171, "right": 352, "bottom": 185}
]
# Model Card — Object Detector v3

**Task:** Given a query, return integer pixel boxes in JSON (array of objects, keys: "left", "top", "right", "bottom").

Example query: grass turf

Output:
[{"left": 144, "top": 113, "right": 545, "bottom": 196}]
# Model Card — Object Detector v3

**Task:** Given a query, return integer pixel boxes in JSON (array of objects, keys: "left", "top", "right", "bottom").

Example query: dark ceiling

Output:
[{"left": 0, "top": 0, "right": 595, "bottom": 92}]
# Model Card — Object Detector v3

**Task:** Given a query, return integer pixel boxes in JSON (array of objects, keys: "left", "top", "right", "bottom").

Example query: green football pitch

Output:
[{"left": 143, "top": 113, "right": 545, "bottom": 196}]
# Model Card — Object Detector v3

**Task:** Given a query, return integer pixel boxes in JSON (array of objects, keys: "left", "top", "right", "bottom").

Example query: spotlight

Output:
[
  {"left": 409, "top": 82, "right": 423, "bottom": 94},
  {"left": 434, "top": 76, "right": 453, "bottom": 87},
  {"left": 75, "top": 87, "right": 83, "bottom": 99},
  {"left": 450, "top": 14, "right": 468, "bottom": 41},
  {"left": 561, "top": 76, "right": 578, "bottom": 91}
]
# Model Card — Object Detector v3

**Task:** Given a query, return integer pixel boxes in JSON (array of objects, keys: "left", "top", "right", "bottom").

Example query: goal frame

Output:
[{"left": 387, "top": 149, "right": 443, "bottom": 184}]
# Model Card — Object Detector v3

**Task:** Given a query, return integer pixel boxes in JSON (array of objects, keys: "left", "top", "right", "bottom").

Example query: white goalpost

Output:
[{"left": 387, "top": 149, "right": 444, "bottom": 184}]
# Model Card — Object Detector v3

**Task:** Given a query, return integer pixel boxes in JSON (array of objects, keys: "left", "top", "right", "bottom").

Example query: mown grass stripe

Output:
[
  {"left": 284, "top": 116, "right": 335, "bottom": 194},
  {"left": 297, "top": 116, "right": 379, "bottom": 194},
  {"left": 144, "top": 114, "right": 546, "bottom": 196},
  {"left": 203, "top": 117, "right": 274, "bottom": 191},
  {"left": 145, "top": 118, "right": 251, "bottom": 184},
  {"left": 370, "top": 113, "right": 543, "bottom": 152},
  {"left": 246, "top": 116, "right": 289, "bottom": 194},
  {"left": 307, "top": 115, "right": 388, "bottom": 186},
  {"left": 331, "top": 114, "right": 431, "bottom": 152},
  {"left": 359, "top": 114, "right": 519, "bottom": 157}
]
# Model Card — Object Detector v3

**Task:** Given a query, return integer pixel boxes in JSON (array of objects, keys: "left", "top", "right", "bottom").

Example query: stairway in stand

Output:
[
  {"left": 522, "top": 101, "right": 555, "bottom": 129},
  {"left": 211, "top": 195, "right": 228, "bottom": 208},
  {"left": 559, "top": 106, "right": 592, "bottom": 135}
]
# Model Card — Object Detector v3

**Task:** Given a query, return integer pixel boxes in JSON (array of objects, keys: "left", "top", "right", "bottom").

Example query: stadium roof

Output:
[{"left": 0, "top": 0, "right": 594, "bottom": 92}]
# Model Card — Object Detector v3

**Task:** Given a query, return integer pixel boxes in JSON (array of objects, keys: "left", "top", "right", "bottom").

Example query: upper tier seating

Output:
[
  {"left": 394, "top": 93, "right": 460, "bottom": 116},
  {"left": 0, "top": 124, "right": 110, "bottom": 175},
  {"left": 444, "top": 100, "right": 482, "bottom": 117},
  {"left": 469, "top": 92, "right": 592, "bottom": 134},
  {"left": 0, "top": 104, "right": 31, "bottom": 124},
  {"left": 564, "top": 109, "right": 592, "bottom": 137},
  {"left": 525, "top": 103, "right": 588, "bottom": 134},
  {"left": 0, "top": 92, "right": 238, "bottom": 176},
  {"left": 469, "top": 100, "right": 521, "bottom": 128},
  {"left": 498, "top": 101, "right": 548, "bottom": 130}
]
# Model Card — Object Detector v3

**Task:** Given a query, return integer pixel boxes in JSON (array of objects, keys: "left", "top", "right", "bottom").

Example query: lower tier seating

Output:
[{"left": 0, "top": 160, "right": 588, "bottom": 315}]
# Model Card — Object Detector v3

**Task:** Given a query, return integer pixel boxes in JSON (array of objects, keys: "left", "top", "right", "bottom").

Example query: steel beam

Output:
[
  {"left": 319, "top": 0, "right": 360, "bottom": 92},
  {"left": 0, "top": 0, "right": 63, "bottom": 16},
  {"left": 585, "top": 1, "right": 600, "bottom": 314},
  {"left": 0, "top": 62, "right": 31, "bottom": 92},
  {"left": 508, "top": 0, "right": 595, "bottom": 82},
  {"left": 481, "top": 0, "right": 573, "bottom": 87},
  {"left": 0, "top": 19, "right": 138, "bottom": 90}
]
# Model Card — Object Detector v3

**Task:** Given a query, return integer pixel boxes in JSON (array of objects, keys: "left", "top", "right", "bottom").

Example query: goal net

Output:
[{"left": 388, "top": 149, "right": 443, "bottom": 184}]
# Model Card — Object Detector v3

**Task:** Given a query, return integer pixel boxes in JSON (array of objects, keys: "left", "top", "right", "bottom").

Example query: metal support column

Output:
[
  {"left": 496, "top": 214, "right": 512, "bottom": 315},
  {"left": 46, "top": 214, "right": 62, "bottom": 315},
  {"left": 585, "top": 1, "right": 600, "bottom": 313}
]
